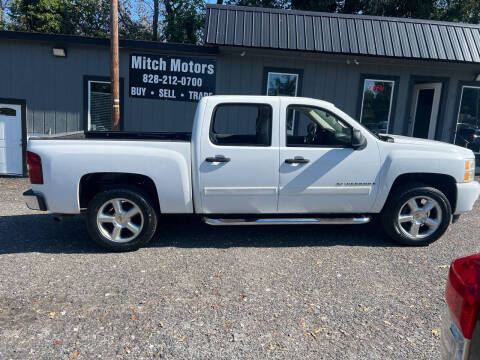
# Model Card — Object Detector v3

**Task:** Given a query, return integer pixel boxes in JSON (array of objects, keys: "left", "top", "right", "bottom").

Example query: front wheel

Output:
[
  {"left": 86, "top": 187, "right": 158, "bottom": 251},
  {"left": 380, "top": 185, "right": 452, "bottom": 246}
]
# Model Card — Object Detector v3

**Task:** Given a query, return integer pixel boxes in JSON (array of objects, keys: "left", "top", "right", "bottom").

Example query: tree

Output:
[
  {"left": 161, "top": 0, "right": 205, "bottom": 43},
  {"left": 227, "top": 0, "right": 286, "bottom": 8},
  {"left": 7, "top": 0, "right": 150, "bottom": 37},
  {"left": 0, "top": 0, "right": 11, "bottom": 28},
  {"left": 291, "top": 0, "right": 337, "bottom": 12},
  {"left": 435, "top": 0, "right": 480, "bottom": 24},
  {"left": 72, "top": 0, "right": 110, "bottom": 37},
  {"left": 152, "top": 0, "right": 158, "bottom": 40},
  {"left": 5, "top": 0, "right": 479, "bottom": 42},
  {"left": 8, "top": 0, "right": 74, "bottom": 33}
]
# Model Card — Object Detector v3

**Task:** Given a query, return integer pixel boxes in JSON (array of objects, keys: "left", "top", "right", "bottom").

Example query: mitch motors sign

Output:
[{"left": 129, "top": 53, "right": 216, "bottom": 102}]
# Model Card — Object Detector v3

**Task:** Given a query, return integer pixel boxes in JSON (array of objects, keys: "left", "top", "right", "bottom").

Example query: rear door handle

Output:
[
  {"left": 285, "top": 156, "right": 309, "bottom": 164},
  {"left": 206, "top": 155, "right": 231, "bottom": 163}
]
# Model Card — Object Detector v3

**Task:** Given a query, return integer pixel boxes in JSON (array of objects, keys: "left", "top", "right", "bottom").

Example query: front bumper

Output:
[
  {"left": 23, "top": 189, "right": 47, "bottom": 211},
  {"left": 455, "top": 181, "right": 480, "bottom": 214}
]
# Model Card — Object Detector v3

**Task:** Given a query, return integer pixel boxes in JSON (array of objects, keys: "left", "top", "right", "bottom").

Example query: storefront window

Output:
[
  {"left": 265, "top": 69, "right": 302, "bottom": 135},
  {"left": 88, "top": 81, "right": 112, "bottom": 131},
  {"left": 266, "top": 72, "right": 299, "bottom": 97},
  {"left": 454, "top": 86, "right": 480, "bottom": 154},
  {"left": 359, "top": 79, "right": 395, "bottom": 134}
]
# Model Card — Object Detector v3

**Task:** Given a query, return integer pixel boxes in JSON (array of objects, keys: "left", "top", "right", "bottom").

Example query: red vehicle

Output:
[{"left": 442, "top": 254, "right": 480, "bottom": 359}]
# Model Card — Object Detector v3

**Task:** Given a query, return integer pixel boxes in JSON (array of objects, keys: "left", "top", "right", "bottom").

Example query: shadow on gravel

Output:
[{"left": 0, "top": 213, "right": 399, "bottom": 254}]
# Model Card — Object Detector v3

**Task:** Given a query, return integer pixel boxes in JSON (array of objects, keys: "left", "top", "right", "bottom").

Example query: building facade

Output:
[{"left": 1, "top": 4, "right": 480, "bottom": 175}]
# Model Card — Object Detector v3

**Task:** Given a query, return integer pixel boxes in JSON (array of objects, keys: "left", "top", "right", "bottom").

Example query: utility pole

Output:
[{"left": 110, "top": 0, "right": 120, "bottom": 131}]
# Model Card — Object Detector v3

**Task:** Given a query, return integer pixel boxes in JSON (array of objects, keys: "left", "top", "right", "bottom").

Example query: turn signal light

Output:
[
  {"left": 26, "top": 151, "right": 43, "bottom": 184},
  {"left": 445, "top": 254, "right": 480, "bottom": 339},
  {"left": 464, "top": 159, "right": 475, "bottom": 182}
]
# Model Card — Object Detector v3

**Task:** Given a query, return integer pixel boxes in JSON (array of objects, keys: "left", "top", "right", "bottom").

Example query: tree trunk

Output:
[
  {"left": 152, "top": 0, "right": 159, "bottom": 41},
  {"left": 162, "top": 0, "right": 174, "bottom": 41}
]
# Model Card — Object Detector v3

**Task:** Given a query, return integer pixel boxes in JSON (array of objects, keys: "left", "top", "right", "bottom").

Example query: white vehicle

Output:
[{"left": 24, "top": 96, "right": 480, "bottom": 251}]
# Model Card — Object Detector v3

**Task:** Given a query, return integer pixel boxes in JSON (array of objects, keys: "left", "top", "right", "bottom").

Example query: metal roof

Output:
[{"left": 205, "top": 4, "right": 480, "bottom": 63}]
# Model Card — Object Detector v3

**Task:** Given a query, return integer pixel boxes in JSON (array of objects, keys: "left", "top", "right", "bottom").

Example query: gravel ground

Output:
[{"left": 0, "top": 177, "right": 479, "bottom": 360}]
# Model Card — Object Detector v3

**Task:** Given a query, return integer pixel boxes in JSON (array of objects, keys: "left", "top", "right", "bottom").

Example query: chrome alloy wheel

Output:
[
  {"left": 397, "top": 196, "right": 442, "bottom": 240},
  {"left": 96, "top": 198, "right": 144, "bottom": 243}
]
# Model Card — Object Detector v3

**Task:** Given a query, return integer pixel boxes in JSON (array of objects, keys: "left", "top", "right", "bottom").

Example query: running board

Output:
[{"left": 203, "top": 216, "right": 371, "bottom": 226}]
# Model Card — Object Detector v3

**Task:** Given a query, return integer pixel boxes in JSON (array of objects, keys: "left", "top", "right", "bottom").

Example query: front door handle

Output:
[
  {"left": 206, "top": 155, "right": 231, "bottom": 163},
  {"left": 285, "top": 156, "right": 309, "bottom": 164}
]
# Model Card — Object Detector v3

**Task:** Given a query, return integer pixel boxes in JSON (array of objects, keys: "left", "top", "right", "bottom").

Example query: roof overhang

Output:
[
  {"left": 0, "top": 30, "right": 219, "bottom": 55},
  {"left": 205, "top": 4, "right": 480, "bottom": 64}
]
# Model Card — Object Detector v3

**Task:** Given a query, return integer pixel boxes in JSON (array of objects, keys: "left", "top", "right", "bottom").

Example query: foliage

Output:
[
  {"left": 434, "top": 0, "right": 480, "bottom": 24},
  {"left": 226, "top": 0, "right": 286, "bottom": 7},
  {"left": 8, "top": 0, "right": 73, "bottom": 33},
  {"left": 291, "top": 0, "right": 337, "bottom": 12},
  {"left": 4, "top": 0, "right": 480, "bottom": 43},
  {"left": 161, "top": 0, "right": 205, "bottom": 43},
  {"left": 0, "top": 0, "right": 11, "bottom": 29}
]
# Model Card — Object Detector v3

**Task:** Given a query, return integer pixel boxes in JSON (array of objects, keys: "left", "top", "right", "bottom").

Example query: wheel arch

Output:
[
  {"left": 381, "top": 173, "right": 457, "bottom": 212},
  {"left": 78, "top": 172, "right": 160, "bottom": 213}
]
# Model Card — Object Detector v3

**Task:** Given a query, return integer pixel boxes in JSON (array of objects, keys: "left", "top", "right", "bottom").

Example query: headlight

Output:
[{"left": 464, "top": 159, "right": 475, "bottom": 182}]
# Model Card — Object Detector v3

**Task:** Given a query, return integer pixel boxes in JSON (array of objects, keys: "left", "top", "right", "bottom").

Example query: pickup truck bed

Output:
[{"left": 33, "top": 131, "right": 192, "bottom": 142}]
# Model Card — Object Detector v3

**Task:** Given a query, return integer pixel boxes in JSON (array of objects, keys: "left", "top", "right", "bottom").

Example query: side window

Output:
[
  {"left": 84, "top": 76, "right": 123, "bottom": 132},
  {"left": 286, "top": 106, "right": 352, "bottom": 147},
  {"left": 210, "top": 104, "right": 272, "bottom": 146},
  {"left": 266, "top": 72, "right": 299, "bottom": 97},
  {"left": 88, "top": 81, "right": 112, "bottom": 131}
]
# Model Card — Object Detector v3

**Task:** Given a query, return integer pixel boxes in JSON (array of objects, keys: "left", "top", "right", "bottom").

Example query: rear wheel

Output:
[
  {"left": 86, "top": 187, "right": 158, "bottom": 251},
  {"left": 380, "top": 184, "right": 452, "bottom": 246}
]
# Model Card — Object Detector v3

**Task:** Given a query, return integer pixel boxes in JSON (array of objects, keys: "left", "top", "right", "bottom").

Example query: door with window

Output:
[
  {"left": 198, "top": 99, "right": 280, "bottom": 214},
  {"left": 0, "top": 104, "right": 22, "bottom": 175},
  {"left": 278, "top": 100, "right": 380, "bottom": 213},
  {"left": 408, "top": 83, "right": 442, "bottom": 139}
]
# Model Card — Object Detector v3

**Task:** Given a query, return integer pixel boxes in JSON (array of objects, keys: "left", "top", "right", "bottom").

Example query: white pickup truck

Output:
[{"left": 24, "top": 95, "right": 480, "bottom": 251}]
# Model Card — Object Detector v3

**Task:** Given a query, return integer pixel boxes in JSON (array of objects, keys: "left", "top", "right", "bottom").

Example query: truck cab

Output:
[{"left": 192, "top": 96, "right": 380, "bottom": 214}]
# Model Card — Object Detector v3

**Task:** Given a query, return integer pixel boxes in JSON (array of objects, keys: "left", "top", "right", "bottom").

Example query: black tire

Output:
[
  {"left": 85, "top": 187, "right": 158, "bottom": 252},
  {"left": 380, "top": 184, "right": 452, "bottom": 246}
]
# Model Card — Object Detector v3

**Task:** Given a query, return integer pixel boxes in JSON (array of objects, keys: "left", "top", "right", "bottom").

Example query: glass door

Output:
[{"left": 408, "top": 83, "right": 442, "bottom": 139}]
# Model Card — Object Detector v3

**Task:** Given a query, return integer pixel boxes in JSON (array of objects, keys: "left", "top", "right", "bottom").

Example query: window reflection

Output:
[
  {"left": 266, "top": 72, "right": 298, "bottom": 97},
  {"left": 454, "top": 86, "right": 480, "bottom": 154},
  {"left": 360, "top": 79, "right": 395, "bottom": 134}
]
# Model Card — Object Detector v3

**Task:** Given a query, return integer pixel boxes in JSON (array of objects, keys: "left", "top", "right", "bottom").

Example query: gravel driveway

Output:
[{"left": 0, "top": 177, "right": 478, "bottom": 359}]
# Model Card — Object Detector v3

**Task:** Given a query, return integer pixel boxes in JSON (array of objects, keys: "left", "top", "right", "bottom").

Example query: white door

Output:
[
  {"left": 0, "top": 104, "right": 22, "bottom": 175},
  {"left": 408, "top": 83, "right": 442, "bottom": 139},
  {"left": 278, "top": 100, "right": 381, "bottom": 213},
  {"left": 197, "top": 98, "right": 280, "bottom": 214}
]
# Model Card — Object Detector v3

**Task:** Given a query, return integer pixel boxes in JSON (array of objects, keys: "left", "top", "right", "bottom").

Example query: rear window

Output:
[{"left": 210, "top": 104, "right": 272, "bottom": 146}]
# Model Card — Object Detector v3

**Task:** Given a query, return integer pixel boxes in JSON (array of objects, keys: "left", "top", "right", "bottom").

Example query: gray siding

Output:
[
  {"left": 0, "top": 40, "right": 207, "bottom": 134},
  {"left": 0, "top": 38, "right": 479, "bottom": 144},
  {"left": 0, "top": 41, "right": 82, "bottom": 134}
]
